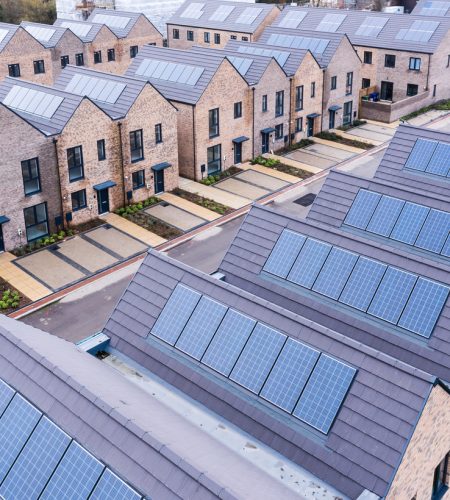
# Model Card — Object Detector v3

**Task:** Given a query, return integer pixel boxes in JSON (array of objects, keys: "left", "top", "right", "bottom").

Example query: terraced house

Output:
[
  {"left": 272, "top": 7, "right": 450, "bottom": 123},
  {"left": 0, "top": 72, "right": 177, "bottom": 252},
  {"left": 167, "top": 0, "right": 280, "bottom": 49}
]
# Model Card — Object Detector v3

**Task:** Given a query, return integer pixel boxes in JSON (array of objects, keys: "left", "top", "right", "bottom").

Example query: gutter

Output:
[
  {"left": 193, "top": 105, "right": 197, "bottom": 181},
  {"left": 425, "top": 53, "right": 431, "bottom": 92},
  {"left": 252, "top": 87, "right": 255, "bottom": 158},
  {"left": 52, "top": 138, "right": 65, "bottom": 230},
  {"left": 117, "top": 121, "right": 126, "bottom": 206},
  {"left": 288, "top": 77, "right": 293, "bottom": 146},
  {"left": 321, "top": 69, "right": 325, "bottom": 133}
]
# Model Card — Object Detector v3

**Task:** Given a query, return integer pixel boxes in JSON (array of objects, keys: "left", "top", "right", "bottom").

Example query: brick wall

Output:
[
  {"left": 84, "top": 26, "right": 121, "bottom": 74},
  {"left": 173, "top": 102, "right": 195, "bottom": 179},
  {"left": 428, "top": 29, "right": 450, "bottom": 104},
  {"left": 50, "top": 30, "right": 86, "bottom": 83}
]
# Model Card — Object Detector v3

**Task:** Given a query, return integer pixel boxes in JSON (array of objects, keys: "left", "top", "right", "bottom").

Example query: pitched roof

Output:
[
  {"left": 273, "top": 6, "right": 450, "bottom": 54},
  {"left": 412, "top": 0, "right": 450, "bottom": 16},
  {"left": 53, "top": 18, "right": 114, "bottom": 43},
  {"left": 168, "top": 0, "right": 277, "bottom": 34},
  {"left": 375, "top": 124, "right": 450, "bottom": 197},
  {"left": 0, "top": 77, "right": 84, "bottom": 136},
  {"left": 20, "top": 21, "right": 77, "bottom": 48},
  {"left": 125, "top": 45, "right": 241, "bottom": 105},
  {"left": 54, "top": 65, "right": 148, "bottom": 120},
  {"left": 103, "top": 249, "right": 439, "bottom": 499},
  {"left": 0, "top": 22, "right": 20, "bottom": 52},
  {"left": 258, "top": 26, "right": 347, "bottom": 68},
  {"left": 88, "top": 8, "right": 155, "bottom": 38}
]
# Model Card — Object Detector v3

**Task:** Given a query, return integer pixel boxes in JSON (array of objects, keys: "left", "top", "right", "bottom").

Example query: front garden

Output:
[
  {"left": 200, "top": 166, "right": 242, "bottom": 186},
  {"left": 314, "top": 131, "right": 374, "bottom": 150},
  {"left": 0, "top": 279, "right": 29, "bottom": 314},
  {"left": 171, "top": 188, "right": 233, "bottom": 216},
  {"left": 251, "top": 156, "right": 314, "bottom": 180}
]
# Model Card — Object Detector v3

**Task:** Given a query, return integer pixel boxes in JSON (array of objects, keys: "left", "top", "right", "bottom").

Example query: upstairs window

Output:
[
  {"left": 75, "top": 53, "right": 84, "bottom": 66},
  {"left": 204, "top": 32, "right": 210, "bottom": 43},
  {"left": 107, "top": 48, "right": 115, "bottom": 62},
  {"left": 33, "top": 60, "right": 45, "bottom": 75},
  {"left": 155, "top": 123, "right": 163, "bottom": 144},
  {"left": 94, "top": 51, "right": 102, "bottom": 64},
  {"left": 363, "top": 51, "right": 372, "bottom": 64},
  {"left": 275, "top": 90, "right": 284, "bottom": 117},
  {"left": 234, "top": 101, "right": 242, "bottom": 119},
  {"left": 409, "top": 57, "right": 421, "bottom": 71},
  {"left": 346, "top": 71, "right": 353, "bottom": 95},
  {"left": 130, "top": 46, "right": 138, "bottom": 58},
  {"left": 97, "top": 139, "right": 106, "bottom": 161},
  {"left": 209, "top": 108, "right": 219, "bottom": 138},
  {"left": 385, "top": 54, "right": 396, "bottom": 68},
  {"left": 187, "top": 30, "right": 194, "bottom": 41},
  {"left": 295, "top": 85, "right": 304, "bottom": 110},
  {"left": 311, "top": 81, "right": 316, "bottom": 98},
  {"left": 331, "top": 76, "right": 337, "bottom": 90},
  {"left": 173, "top": 28, "right": 180, "bottom": 39},
  {"left": 214, "top": 33, "right": 220, "bottom": 44},
  {"left": 8, "top": 64, "right": 20, "bottom": 77},
  {"left": 262, "top": 94, "right": 268, "bottom": 112},
  {"left": 21, "top": 158, "right": 41, "bottom": 196},
  {"left": 67, "top": 146, "right": 84, "bottom": 182},
  {"left": 130, "top": 130, "right": 144, "bottom": 162},
  {"left": 61, "top": 55, "right": 69, "bottom": 68}
]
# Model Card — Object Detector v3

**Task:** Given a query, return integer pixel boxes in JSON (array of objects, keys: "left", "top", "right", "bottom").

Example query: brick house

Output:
[{"left": 167, "top": 0, "right": 280, "bottom": 49}]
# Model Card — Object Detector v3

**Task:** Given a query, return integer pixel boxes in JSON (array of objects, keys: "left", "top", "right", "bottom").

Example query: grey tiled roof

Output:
[
  {"left": 104, "top": 249, "right": 437, "bottom": 499},
  {"left": 54, "top": 65, "right": 147, "bottom": 119},
  {"left": 53, "top": 18, "right": 112, "bottom": 43},
  {"left": 0, "top": 77, "right": 84, "bottom": 136},
  {"left": 412, "top": 0, "right": 450, "bottom": 16},
  {"left": 20, "top": 21, "right": 74, "bottom": 48},
  {"left": 0, "top": 22, "right": 20, "bottom": 52},
  {"left": 88, "top": 8, "right": 156, "bottom": 38},
  {"left": 375, "top": 124, "right": 450, "bottom": 196},
  {"left": 258, "top": 26, "right": 347, "bottom": 68},
  {"left": 219, "top": 204, "right": 450, "bottom": 382},
  {"left": 273, "top": 6, "right": 450, "bottom": 54},
  {"left": 168, "top": 0, "right": 277, "bottom": 34}
]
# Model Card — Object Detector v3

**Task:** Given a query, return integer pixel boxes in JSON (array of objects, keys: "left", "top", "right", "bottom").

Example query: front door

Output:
[
  {"left": 97, "top": 188, "right": 110, "bottom": 215},
  {"left": 262, "top": 133, "right": 269, "bottom": 154},
  {"left": 329, "top": 110, "right": 335, "bottom": 130},
  {"left": 380, "top": 81, "right": 394, "bottom": 101},
  {"left": 234, "top": 142, "right": 242, "bottom": 164},
  {"left": 307, "top": 117, "right": 314, "bottom": 137},
  {"left": 154, "top": 169, "right": 164, "bottom": 194},
  {"left": 0, "top": 225, "right": 4, "bottom": 252}
]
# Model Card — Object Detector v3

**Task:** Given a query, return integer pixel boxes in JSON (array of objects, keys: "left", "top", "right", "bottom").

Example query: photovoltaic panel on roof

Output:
[
  {"left": 236, "top": 7, "right": 263, "bottom": 25},
  {"left": 60, "top": 21, "right": 93, "bottom": 38},
  {"left": 91, "top": 13, "right": 131, "bottom": 29},
  {"left": 0, "top": 28, "right": 10, "bottom": 44},
  {"left": 236, "top": 45, "right": 290, "bottom": 66},
  {"left": 0, "top": 379, "right": 14, "bottom": 415},
  {"left": 315, "top": 13, "right": 346, "bottom": 33},
  {"left": 3, "top": 85, "right": 64, "bottom": 119},
  {"left": 396, "top": 20, "right": 439, "bottom": 43},
  {"left": 263, "top": 230, "right": 306, "bottom": 278},
  {"left": 65, "top": 74, "right": 126, "bottom": 104},
  {"left": 419, "top": 0, "right": 449, "bottom": 15},
  {"left": 404, "top": 138, "right": 438, "bottom": 171},
  {"left": 89, "top": 469, "right": 141, "bottom": 500},
  {"left": 366, "top": 195, "right": 405, "bottom": 237},
  {"left": 344, "top": 190, "right": 381, "bottom": 229},
  {"left": 390, "top": 202, "right": 430, "bottom": 245},
  {"left": 426, "top": 142, "right": 450, "bottom": 176},
  {"left": 136, "top": 59, "right": 204, "bottom": 86},
  {"left": 278, "top": 10, "right": 307, "bottom": 29},
  {"left": 267, "top": 33, "right": 330, "bottom": 54},
  {"left": 227, "top": 55, "right": 253, "bottom": 75},
  {"left": 180, "top": 2, "right": 204, "bottom": 19},
  {"left": 354, "top": 16, "right": 388, "bottom": 37},
  {"left": 288, "top": 238, "right": 332, "bottom": 288},
  {"left": 209, "top": 4, "right": 235, "bottom": 21},
  {"left": 24, "top": 25, "right": 56, "bottom": 42},
  {"left": 415, "top": 209, "right": 450, "bottom": 253}
]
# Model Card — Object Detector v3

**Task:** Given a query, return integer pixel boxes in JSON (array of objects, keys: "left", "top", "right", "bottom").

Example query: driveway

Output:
[
  {"left": 345, "top": 123, "right": 395, "bottom": 143},
  {"left": 285, "top": 142, "right": 357, "bottom": 169},
  {"left": 145, "top": 202, "right": 207, "bottom": 232}
]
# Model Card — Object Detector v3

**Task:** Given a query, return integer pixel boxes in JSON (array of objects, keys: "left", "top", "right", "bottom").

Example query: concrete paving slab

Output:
[
  {"left": 159, "top": 193, "right": 219, "bottom": 221},
  {"left": 57, "top": 237, "right": 118, "bottom": 273},
  {"left": 304, "top": 143, "right": 355, "bottom": 161},
  {"left": 359, "top": 123, "right": 395, "bottom": 136},
  {"left": 346, "top": 127, "right": 391, "bottom": 143},
  {"left": 235, "top": 170, "right": 290, "bottom": 191},
  {"left": 84, "top": 226, "right": 147, "bottom": 258},
  {"left": 285, "top": 149, "right": 335, "bottom": 169},
  {"left": 102, "top": 213, "right": 166, "bottom": 247},
  {"left": 214, "top": 177, "right": 270, "bottom": 200},
  {"left": 240, "top": 163, "right": 300, "bottom": 183},
  {"left": 16, "top": 250, "right": 86, "bottom": 291},
  {"left": 180, "top": 178, "right": 249, "bottom": 209},
  {"left": 146, "top": 204, "right": 206, "bottom": 232}
]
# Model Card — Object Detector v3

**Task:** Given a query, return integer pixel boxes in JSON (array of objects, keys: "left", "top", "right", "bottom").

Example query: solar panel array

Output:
[
  {"left": 236, "top": 7, "right": 263, "bottom": 25},
  {"left": 150, "top": 284, "right": 356, "bottom": 434},
  {"left": 135, "top": 58, "right": 204, "bottom": 86},
  {"left": 344, "top": 189, "right": 450, "bottom": 259},
  {"left": 24, "top": 25, "right": 56, "bottom": 42},
  {"left": 267, "top": 33, "right": 330, "bottom": 54},
  {"left": 396, "top": 20, "right": 440, "bottom": 42},
  {"left": 209, "top": 4, "right": 235, "bottom": 21},
  {"left": 315, "top": 13, "right": 346, "bottom": 33},
  {"left": 236, "top": 45, "right": 290, "bottom": 66},
  {"left": 180, "top": 2, "right": 204, "bottom": 19},
  {"left": 0, "top": 28, "right": 10, "bottom": 44},
  {"left": 60, "top": 21, "right": 93, "bottom": 38},
  {"left": 278, "top": 10, "right": 306, "bottom": 29},
  {"left": 65, "top": 74, "right": 126, "bottom": 104},
  {"left": 404, "top": 138, "right": 450, "bottom": 177},
  {"left": 354, "top": 16, "right": 388, "bottom": 37},
  {"left": 227, "top": 55, "right": 253, "bottom": 75},
  {"left": 418, "top": 0, "right": 449, "bottom": 16},
  {"left": 263, "top": 229, "right": 449, "bottom": 338},
  {"left": 3, "top": 85, "right": 64, "bottom": 119},
  {"left": 91, "top": 13, "right": 132, "bottom": 29},
  {"left": 0, "top": 379, "right": 143, "bottom": 499}
]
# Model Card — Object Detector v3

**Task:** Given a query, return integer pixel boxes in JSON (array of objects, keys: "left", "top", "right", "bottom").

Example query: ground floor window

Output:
[
  {"left": 295, "top": 117, "right": 303, "bottom": 133},
  {"left": 362, "top": 78, "right": 371, "bottom": 89},
  {"left": 407, "top": 84, "right": 418, "bottom": 97},
  {"left": 207, "top": 144, "right": 221, "bottom": 174},
  {"left": 432, "top": 453, "right": 449, "bottom": 499},
  {"left": 24, "top": 202, "right": 48, "bottom": 242},
  {"left": 343, "top": 101, "right": 353, "bottom": 126},
  {"left": 275, "top": 124, "right": 284, "bottom": 140},
  {"left": 132, "top": 170, "right": 145, "bottom": 190},
  {"left": 71, "top": 190, "right": 87, "bottom": 212}
]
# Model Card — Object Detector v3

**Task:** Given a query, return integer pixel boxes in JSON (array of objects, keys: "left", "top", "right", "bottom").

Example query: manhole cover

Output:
[
  {"left": 160, "top": 201, "right": 169, "bottom": 207},
  {"left": 293, "top": 193, "right": 316, "bottom": 206}
]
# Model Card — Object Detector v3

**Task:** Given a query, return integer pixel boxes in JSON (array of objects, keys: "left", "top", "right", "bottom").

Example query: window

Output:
[
  {"left": 409, "top": 57, "right": 421, "bottom": 71},
  {"left": 97, "top": 139, "right": 106, "bottom": 161},
  {"left": 311, "top": 81, "right": 316, "bottom": 98},
  {"left": 407, "top": 84, "right": 418, "bottom": 96},
  {"left": 130, "top": 45, "right": 138, "bottom": 58},
  {"left": 75, "top": 53, "right": 84, "bottom": 66},
  {"left": 107, "top": 48, "right": 115, "bottom": 62},
  {"left": 71, "top": 190, "right": 87, "bottom": 211},
  {"left": 207, "top": 144, "right": 221, "bottom": 174},
  {"left": 346, "top": 72, "right": 353, "bottom": 95},
  {"left": 362, "top": 78, "right": 371, "bottom": 89},
  {"left": 234, "top": 101, "right": 242, "bottom": 119},
  {"left": 21, "top": 158, "right": 40, "bottom": 195},
  {"left": 262, "top": 94, "right": 268, "bottom": 112},
  {"left": 155, "top": 123, "right": 163, "bottom": 144},
  {"left": 214, "top": 33, "right": 220, "bottom": 44},
  {"left": 67, "top": 146, "right": 84, "bottom": 181},
  {"left": 204, "top": 32, "right": 210, "bottom": 43},
  {"left": 385, "top": 54, "right": 396, "bottom": 68},
  {"left": 24, "top": 203, "right": 48, "bottom": 242},
  {"left": 209, "top": 108, "right": 219, "bottom": 138},
  {"left": 94, "top": 51, "right": 102, "bottom": 64},
  {"left": 130, "top": 130, "right": 144, "bottom": 162},
  {"left": 132, "top": 170, "right": 145, "bottom": 190},
  {"left": 432, "top": 453, "right": 449, "bottom": 499},
  {"left": 173, "top": 28, "right": 180, "bottom": 39},
  {"left": 295, "top": 117, "right": 303, "bottom": 133},
  {"left": 242, "top": 36, "right": 248, "bottom": 41},
  {"left": 275, "top": 90, "right": 284, "bottom": 117},
  {"left": 187, "top": 30, "right": 194, "bottom": 41},
  {"left": 61, "top": 55, "right": 69, "bottom": 68},
  {"left": 331, "top": 76, "right": 337, "bottom": 90},
  {"left": 8, "top": 64, "right": 20, "bottom": 77},
  {"left": 295, "top": 85, "right": 303, "bottom": 111},
  {"left": 363, "top": 51, "right": 372, "bottom": 64},
  {"left": 343, "top": 101, "right": 353, "bottom": 125},
  {"left": 33, "top": 60, "right": 45, "bottom": 74},
  {"left": 231, "top": 35, "right": 237, "bottom": 40},
  {"left": 275, "top": 124, "right": 283, "bottom": 140}
]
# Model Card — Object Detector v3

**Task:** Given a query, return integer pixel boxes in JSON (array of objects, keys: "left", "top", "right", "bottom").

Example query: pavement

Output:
[{"left": 343, "top": 122, "right": 396, "bottom": 144}]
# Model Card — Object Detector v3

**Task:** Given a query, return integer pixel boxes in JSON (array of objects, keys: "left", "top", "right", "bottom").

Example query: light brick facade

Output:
[{"left": 49, "top": 30, "right": 86, "bottom": 83}]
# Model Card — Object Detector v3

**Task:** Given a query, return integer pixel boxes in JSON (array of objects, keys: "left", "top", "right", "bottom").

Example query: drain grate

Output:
[{"left": 293, "top": 193, "right": 316, "bottom": 207}]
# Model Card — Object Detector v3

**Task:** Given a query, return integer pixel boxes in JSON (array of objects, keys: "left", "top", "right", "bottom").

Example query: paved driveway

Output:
[
  {"left": 286, "top": 143, "right": 356, "bottom": 169},
  {"left": 345, "top": 123, "right": 395, "bottom": 143},
  {"left": 146, "top": 203, "right": 207, "bottom": 232}
]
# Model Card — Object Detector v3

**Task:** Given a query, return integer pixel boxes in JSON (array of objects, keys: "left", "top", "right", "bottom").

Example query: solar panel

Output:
[
  {"left": 368, "top": 268, "right": 417, "bottom": 324},
  {"left": 267, "top": 33, "right": 330, "bottom": 54},
  {"left": 278, "top": 10, "right": 306, "bottom": 29},
  {"left": 293, "top": 355, "right": 355, "bottom": 434},
  {"left": 227, "top": 56, "right": 253, "bottom": 76},
  {"left": 201, "top": 310, "right": 256, "bottom": 376},
  {"left": 398, "top": 278, "right": 449, "bottom": 338},
  {"left": 24, "top": 25, "right": 56, "bottom": 42},
  {"left": 396, "top": 20, "right": 440, "bottom": 42},
  {"left": 415, "top": 209, "right": 450, "bottom": 253},
  {"left": 89, "top": 469, "right": 141, "bottom": 500},
  {"left": 287, "top": 238, "right": 332, "bottom": 288},
  {"left": 150, "top": 284, "right": 201, "bottom": 345},
  {"left": 230, "top": 323, "right": 286, "bottom": 393},
  {"left": 0, "top": 28, "right": 10, "bottom": 44},
  {"left": 135, "top": 59, "right": 204, "bottom": 86},
  {"left": 236, "top": 7, "right": 263, "bottom": 25},
  {"left": 426, "top": 142, "right": 450, "bottom": 176},
  {"left": 366, "top": 195, "right": 405, "bottom": 237},
  {"left": 315, "top": 13, "right": 346, "bottom": 33},
  {"left": 60, "top": 21, "right": 93, "bottom": 37},
  {"left": 91, "top": 13, "right": 131, "bottom": 29},
  {"left": 209, "top": 4, "right": 234, "bottom": 21},
  {"left": 180, "top": 2, "right": 204, "bottom": 19},
  {"left": 260, "top": 339, "right": 319, "bottom": 412},
  {"left": 66, "top": 74, "right": 126, "bottom": 104},
  {"left": 419, "top": 0, "right": 449, "bottom": 15},
  {"left": 312, "top": 247, "right": 358, "bottom": 299},
  {"left": 40, "top": 442, "right": 104, "bottom": 500},
  {"left": 344, "top": 189, "right": 381, "bottom": 229},
  {"left": 404, "top": 138, "right": 438, "bottom": 171},
  {"left": 175, "top": 296, "right": 227, "bottom": 359},
  {"left": 236, "top": 45, "right": 290, "bottom": 67},
  {"left": 0, "top": 379, "right": 14, "bottom": 416},
  {"left": 0, "top": 395, "right": 41, "bottom": 483},
  {"left": 390, "top": 202, "right": 430, "bottom": 245},
  {"left": 0, "top": 417, "right": 70, "bottom": 499},
  {"left": 442, "top": 236, "right": 450, "bottom": 258},
  {"left": 263, "top": 230, "right": 306, "bottom": 278},
  {"left": 354, "top": 16, "right": 388, "bottom": 37},
  {"left": 3, "top": 85, "right": 64, "bottom": 119}
]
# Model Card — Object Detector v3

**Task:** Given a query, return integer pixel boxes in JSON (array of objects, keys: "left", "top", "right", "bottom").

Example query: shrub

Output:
[{"left": 0, "top": 289, "right": 21, "bottom": 310}]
